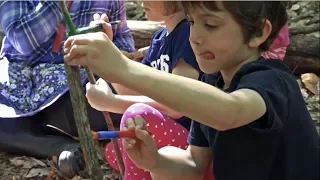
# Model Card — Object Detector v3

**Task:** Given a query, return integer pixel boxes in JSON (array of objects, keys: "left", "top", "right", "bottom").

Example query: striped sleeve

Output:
[
  {"left": 109, "top": 0, "right": 135, "bottom": 52},
  {"left": 0, "top": 1, "right": 63, "bottom": 56}
]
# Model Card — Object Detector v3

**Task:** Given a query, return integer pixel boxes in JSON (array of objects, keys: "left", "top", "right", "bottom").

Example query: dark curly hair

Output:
[{"left": 182, "top": 1, "right": 288, "bottom": 51}]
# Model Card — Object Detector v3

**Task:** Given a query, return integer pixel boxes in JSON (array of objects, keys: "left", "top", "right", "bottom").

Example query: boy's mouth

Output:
[{"left": 196, "top": 51, "right": 215, "bottom": 60}]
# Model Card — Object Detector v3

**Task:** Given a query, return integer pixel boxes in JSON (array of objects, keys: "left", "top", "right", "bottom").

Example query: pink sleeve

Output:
[
  {"left": 270, "top": 24, "right": 290, "bottom": 49},
  {"left": 262, "top": 24, "right": 290, "bottom": 60}
]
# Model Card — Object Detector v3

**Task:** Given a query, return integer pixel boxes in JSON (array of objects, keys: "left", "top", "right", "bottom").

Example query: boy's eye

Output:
[{"left": 205, "top": 24, "right": 217, "bottom": 29}]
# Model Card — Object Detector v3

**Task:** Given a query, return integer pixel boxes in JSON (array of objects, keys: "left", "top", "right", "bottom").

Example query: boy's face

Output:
[
  {"left": 141, "top": 1, "right": 172, "bottom": 22},
  {"left": 188, "top": 4, "right": 261, "bottom": 74}
]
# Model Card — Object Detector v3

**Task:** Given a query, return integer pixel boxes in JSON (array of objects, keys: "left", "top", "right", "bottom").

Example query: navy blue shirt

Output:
[
  {"left": 188, "top": 57, "right": 319, "bottom": 180},
  {"left": 141, "top": 19, "right": 201, "bottom": 74},
  {"left": 142, "top": 19, "right": 202, "bottom": 129}
]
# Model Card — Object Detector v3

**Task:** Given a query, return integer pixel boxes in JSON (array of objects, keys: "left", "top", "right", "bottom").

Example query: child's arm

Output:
[
  {"left": 150, "top": 145, "right": 212, "bottom": 180},
  {"left": 112, "top": 57, "right": 199, "bottom": 95},
  {"left": 107, "top": 58, "right": 199, "bottom": 119},
  {"left": 111, "top": 83, "right": 140, "bottom": 95},
  {"left": 106, "top": 60, "right": 270, "bottom": 131},
  {"left": 110, "top": 95, "right": 183, "bottom": 119}
]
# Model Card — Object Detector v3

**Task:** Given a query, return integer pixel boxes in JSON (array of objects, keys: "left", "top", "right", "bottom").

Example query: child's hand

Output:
[
  {"left": 90, "top": 13, "right": 113, "bottom": 41},
  {"left": 85, "top": 78, "right": 115, "bottom": 111},
  {"left": 122, "top": 115, "right": 159, "bottom": 171},
  {"left": 64, "top": 32, "right": 127, "bottom": 82},
  {"left": 135, "top": 46, "right": 150, "bottom": 60}
]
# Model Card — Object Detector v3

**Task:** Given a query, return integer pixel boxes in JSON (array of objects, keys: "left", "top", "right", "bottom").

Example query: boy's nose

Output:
[{"left": 189, "top": 29, "right": 204, "bottom": 46}]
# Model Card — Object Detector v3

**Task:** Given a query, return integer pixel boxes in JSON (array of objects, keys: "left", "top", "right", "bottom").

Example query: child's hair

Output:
[
  {"left": 182, "top": 1, "right": 288, "bottom": 51},
  {"left": 162, "top": 1, "right": 181, "bottom": 16}
]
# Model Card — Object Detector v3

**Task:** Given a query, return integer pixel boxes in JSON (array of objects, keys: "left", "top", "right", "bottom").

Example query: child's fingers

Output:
[
  {"left": 63, "top": 47, "right": 70, "bottom": 54},
  {"left": 64, "top": 35, "right": 90, "bottom": 51},
  {"left": 85, "top": 82, "right": 92, "bottom": 92},
  {"left": 134, "top": 115, "right": 148, "bottom": 130},
  {"left": 101, "top": 14, "right": 109, "bottom": 22},
  {"left": 89, "top": 20, "right": 112, "bottom": 40},
  {"left": 133, "top": 116, "right": 152, "bottom": 143},
  {"left": 64, "top": 45, "right": 93, "bottom": 66},
  {"left": 89, "top": 20, "right": 105, "bottom": 27},
  {"left": 89, "top": 21, "right": 96, "bottom": 27},
  {"left": 93, "top": 13, "right": 101, "bottom": 21},
  {"left": 135, "top": 128, "right": 152, "bottom": 144},
  {"left": 121, "top": 126, "right": 136, "bottom": 149},
  {"left": 122, "top": 138, "right": 134, "bottom": 150},
  {"left": 64, "top": 45, "right": 87, "bottom": 61},
  {"left": 125, "top": 117, "right": 136, "bottom": 129}
]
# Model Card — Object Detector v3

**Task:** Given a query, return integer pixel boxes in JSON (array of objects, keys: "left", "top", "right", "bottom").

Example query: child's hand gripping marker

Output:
[{"left": 58, "top": 0, "right": 125, "bottom": 177}]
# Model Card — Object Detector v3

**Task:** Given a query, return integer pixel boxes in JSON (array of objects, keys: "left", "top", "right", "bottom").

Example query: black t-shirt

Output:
[{"left": 187, "top": 57, "right": 319, "bottom": 180}]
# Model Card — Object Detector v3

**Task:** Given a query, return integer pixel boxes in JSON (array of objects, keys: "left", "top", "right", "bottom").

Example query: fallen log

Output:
[
  {"left": 284, "top": 55, "right": 320, "bottom": 75},
  {"left": 127, "top": 20, "right": 320, "bottom": 75},
  {"left": 290, "top": 23, "right": 320, "bottom": 35},
  {"left": 127, "top": 20, "right": 164, "bottom": 49},
  {"left": 287, "top": 35, "right": 320, "bottom": 58},
  {"left": 285, "top": 35, "right": 320, "bottom": 75}
]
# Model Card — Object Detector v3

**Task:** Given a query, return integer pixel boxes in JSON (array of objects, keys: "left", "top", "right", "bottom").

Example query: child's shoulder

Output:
[
  {"left": 171, "top": 19, "right": 191, "bottom": 37},
  {"left": 203, "top": 57, "right": 297, "bottom": 91},
  {"left": 238, "top": 57, "right": 294, "bottom": 80},
  {"left": 151, "top": 28, "right": 168, "bottom": 41},
  {"left": 151, "top": 19, "right": 190, "bottom": 41},
  {"left": 234, "top": 57, "right": 297, "bottom": 90}
]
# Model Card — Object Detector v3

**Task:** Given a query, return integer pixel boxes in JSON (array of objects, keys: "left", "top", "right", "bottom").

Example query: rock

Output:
[
  {"left": 291, "top": 4, "right": 300, "bottom": 11},
  {"left": 301, "top": 73, "right": 320, "bottom": 95}
]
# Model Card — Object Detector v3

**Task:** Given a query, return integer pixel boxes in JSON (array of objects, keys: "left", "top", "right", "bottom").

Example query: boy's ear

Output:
[{"left": 248, "top": 19, "right": 272, "bottom": 48}]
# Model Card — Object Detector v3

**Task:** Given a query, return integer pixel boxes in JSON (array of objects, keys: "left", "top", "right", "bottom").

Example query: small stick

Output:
[{"left": 85, "top": 68, "right": 125, "bottom": 177}]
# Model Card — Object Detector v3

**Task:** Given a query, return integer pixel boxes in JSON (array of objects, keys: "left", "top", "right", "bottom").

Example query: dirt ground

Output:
[{"left": 0, "top": 152, "right": 120, "bottom": 180}]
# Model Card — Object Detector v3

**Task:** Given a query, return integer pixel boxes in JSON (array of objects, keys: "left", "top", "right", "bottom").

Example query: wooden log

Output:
[
  {"left": 284, "top": 55, "right": 320, "bottom": 75},
  {"left": 290, "top": 23, "right": 320, "bottom": 35},
  {"left": 284, "top": 35, "right": 320, "bottom": 75},
  {"left": 305, "top": 16, "right": 320, "bottom": 26},
  {"left": 127, "top": 20, "right": 164, "bottom": 49},
  {"left": 287, "top": 35, "right": 320, "bottom": 58}
]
